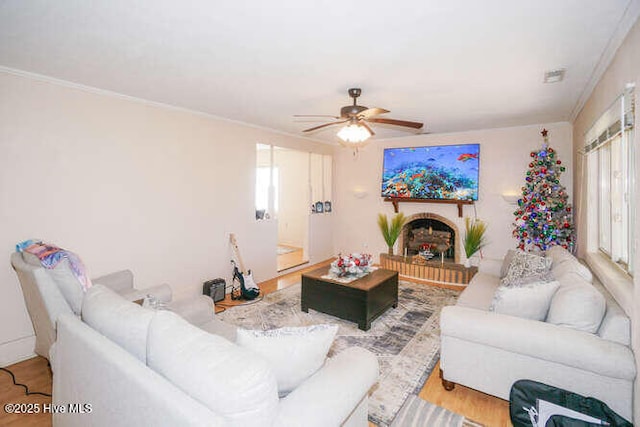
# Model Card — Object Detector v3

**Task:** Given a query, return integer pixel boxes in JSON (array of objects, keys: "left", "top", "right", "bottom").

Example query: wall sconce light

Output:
[
  {"left": 352, "top": 188, "right": 368, "bottom": 199},
  {"left": 501, "top": 193, "right": 520, "bottom": 205}
]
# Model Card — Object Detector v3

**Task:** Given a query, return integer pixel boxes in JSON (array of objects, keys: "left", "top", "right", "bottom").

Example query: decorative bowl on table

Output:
[{"left": 329, "top": 253, "right": 373, "bottom": 278}]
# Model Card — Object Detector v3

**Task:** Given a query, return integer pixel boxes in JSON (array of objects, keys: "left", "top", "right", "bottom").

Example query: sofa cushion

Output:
[
  {"left": 81, "top": 284, "right": 154, "bottom": 363},
  {"left": 598, "top": 307, "right": 631, "bottom": 346},
  {"left": 546, "top": 273, "right": 606, "bottom": 333},
  {"left": 545, "top": 245, "right": 575, "bottom": 265},
  {"left": 236, "top": 324, "right": 338, "bottom": 396},
  {"left": 550, "top": 258, "right": 593, "bottom": 283},
  {"left": 490, "top": 280, "right": 560, "bottom": 321},
  {"left": 147, "top": 311, "right": 278, "bottom": 427},
  {"left": 501, "top": 250, "right": 552, "bottom": 286},
  {"left": 23, "top": 252, "right": 85, "bottom": 315},
  {"left": 592, "top": 281, "right": 631, "bottom": 346},
  {"left": 48, "top": 258, "right": 85, "bottom": 315},
  {"left": 457, "top": 272, "right": 501, "bottom": 311}
]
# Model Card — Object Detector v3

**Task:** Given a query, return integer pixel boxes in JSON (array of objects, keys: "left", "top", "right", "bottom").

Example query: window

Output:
[{"left": 585, "top": 87, "right": 635, "bottom": 274}]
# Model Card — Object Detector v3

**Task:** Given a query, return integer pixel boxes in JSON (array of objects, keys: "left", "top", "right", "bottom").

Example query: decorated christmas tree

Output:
[{"left": 512, "top": 129, "right": 574, "bottom": 252}]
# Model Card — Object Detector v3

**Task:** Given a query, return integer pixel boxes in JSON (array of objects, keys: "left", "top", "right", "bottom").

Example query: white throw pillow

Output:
[
  {"left": 490, "top": 280, "right": 560, "bottom": 321},
  {"left": 546, "top": 273, "right": 606, "bottom": 333},
  {"left": 501, "top": 250, "right": 552, "bottom": 286},
  {"left": 148, "top": 311, "right": 278, "bottom": 427},
  {"left": 236, "top": 324, "right": 338, "bottom": 396}
]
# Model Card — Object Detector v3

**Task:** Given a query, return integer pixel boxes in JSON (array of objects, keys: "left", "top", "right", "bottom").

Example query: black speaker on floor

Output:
[{"left": 203, "top": 278, "right": 226, "bottom": 303}]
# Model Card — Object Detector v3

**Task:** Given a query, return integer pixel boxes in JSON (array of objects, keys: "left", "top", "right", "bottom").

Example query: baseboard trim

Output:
[{"left": 0, "top": 335, "right": 36, "bottom": 367}]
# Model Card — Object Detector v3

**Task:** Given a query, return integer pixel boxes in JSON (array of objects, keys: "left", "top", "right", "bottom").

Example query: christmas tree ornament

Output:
[{"left": 511, "top": 129, "right": 575, "bottom": 252}]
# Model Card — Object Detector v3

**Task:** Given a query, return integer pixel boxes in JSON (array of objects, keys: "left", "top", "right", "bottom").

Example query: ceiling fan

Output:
[{"left": 295, "top": 88, "right": 424, "bottom": 147}]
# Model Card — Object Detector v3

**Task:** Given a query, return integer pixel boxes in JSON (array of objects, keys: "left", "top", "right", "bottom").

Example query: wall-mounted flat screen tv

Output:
[{"left": 381, "top": 143, "right": 480, "bottom": 201}]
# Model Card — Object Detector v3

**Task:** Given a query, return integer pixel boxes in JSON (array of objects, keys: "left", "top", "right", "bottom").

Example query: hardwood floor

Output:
[
  {"left": 1, "top": 259, "right": 511, "bottom": 427},
  {"left": 0, "top": 357, "right": 52, "bottom": 427},
  {"left": 421, "top": 363, "right": 511, "bottom": 427}
]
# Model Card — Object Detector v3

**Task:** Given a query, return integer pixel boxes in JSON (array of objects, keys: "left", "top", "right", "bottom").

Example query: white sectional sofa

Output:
[
  {"left": 52, "top": 285, "right": 379, "bottom": 427},
  {"left": 440, "top": 247, "right": 636, "bottom": 421}
]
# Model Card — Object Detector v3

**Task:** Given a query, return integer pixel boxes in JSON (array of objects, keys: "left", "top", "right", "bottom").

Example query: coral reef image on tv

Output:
[{"left": 381, "top": 144, "right": 480, "bottom": 200}]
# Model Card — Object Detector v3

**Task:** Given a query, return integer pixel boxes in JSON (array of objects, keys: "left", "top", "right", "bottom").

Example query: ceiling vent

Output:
[{"left": 544, "top": 69, "right": 566, "bottom": 84}]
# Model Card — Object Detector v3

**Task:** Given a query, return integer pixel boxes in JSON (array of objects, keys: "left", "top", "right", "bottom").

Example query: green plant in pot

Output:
[
  {"left": 463, "top": 217, "right": 487, "bottom": 267},
  {"left": 377, "top": 212, "right": 406, "bottom": 256}
]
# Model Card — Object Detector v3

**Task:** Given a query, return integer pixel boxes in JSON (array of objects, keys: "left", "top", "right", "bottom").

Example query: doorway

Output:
[{"left": 256, "top": 144, "right": 332, "bottom": 272}]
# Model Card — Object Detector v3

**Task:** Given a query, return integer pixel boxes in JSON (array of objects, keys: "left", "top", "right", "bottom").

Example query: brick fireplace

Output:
[
  {"left": 398, "top": 212, "right": 460, "bottom": 264},
  {"left": 380, "top": 213, "right": 475, "bottom": 286}
]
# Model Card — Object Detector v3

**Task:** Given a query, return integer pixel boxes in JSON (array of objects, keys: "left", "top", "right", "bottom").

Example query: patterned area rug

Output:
[
  {"left": 217, "top": 280, "right": 460, "bottom": 426},
  {"left": 390, "top": 395, "right": 484, "bottom": 427}
]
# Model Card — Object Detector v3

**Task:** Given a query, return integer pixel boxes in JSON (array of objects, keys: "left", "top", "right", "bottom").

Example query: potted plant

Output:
[
  {"left": 377, "top": 212, "right": 406, "bottom": 256},
  {"left": 463, "top": 217, "right": 487, "bottom": 267}
]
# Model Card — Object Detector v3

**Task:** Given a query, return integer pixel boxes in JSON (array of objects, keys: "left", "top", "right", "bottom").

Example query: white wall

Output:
[
  {"left": 333, "top": 122, "right": 573, "bottom": 262},
  {"left": 572, "top": 16, "right": 640, "bottom": 422},
  {"left": 0, "top": 70, "right": 333, "bottom": 365}
]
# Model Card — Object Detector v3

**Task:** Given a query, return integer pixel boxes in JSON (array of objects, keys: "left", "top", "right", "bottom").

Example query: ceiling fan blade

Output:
[
  {"left": 360, "top": 120, "right": 375, "bottom": 136},
  {"left": 358, "top": 107, "right": 390, "bottom": 118},
  {"left": 368, "top": 117, "right": 424, "bottom": 129},
  {"left": 294, "top": 114, "right": 341, "bottom": 119},
  {"left": 302, "top": 120, "right": 349, "bottom": 133}
]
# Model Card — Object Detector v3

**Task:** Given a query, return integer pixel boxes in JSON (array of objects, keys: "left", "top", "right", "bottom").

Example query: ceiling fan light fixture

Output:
[{"left": 337, "top": 123, "right": 372, "bottom": 144}]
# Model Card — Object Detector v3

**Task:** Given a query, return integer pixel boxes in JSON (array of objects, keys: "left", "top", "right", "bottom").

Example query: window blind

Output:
[{"left": 584, "top": 87, "right": 635, "bottom": 154}]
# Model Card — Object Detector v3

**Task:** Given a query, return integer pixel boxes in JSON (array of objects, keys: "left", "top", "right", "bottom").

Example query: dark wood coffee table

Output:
[{"left": 301, "top": 267, "right": 399, "bottom": 331}]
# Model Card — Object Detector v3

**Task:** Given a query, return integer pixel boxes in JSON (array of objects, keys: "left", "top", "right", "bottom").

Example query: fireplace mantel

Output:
[{"left": 384, "top": 197, "right": 474, "bottom": 217}]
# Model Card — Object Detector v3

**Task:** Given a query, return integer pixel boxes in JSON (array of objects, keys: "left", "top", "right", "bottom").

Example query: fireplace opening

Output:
[{"left": 400, "top": 215, "right": 457, "bottom": 263}]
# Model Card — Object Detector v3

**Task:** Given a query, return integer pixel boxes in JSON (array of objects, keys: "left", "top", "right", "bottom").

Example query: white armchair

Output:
[{"left": 11, "top": 250, "right": 227, "bottom": 361}]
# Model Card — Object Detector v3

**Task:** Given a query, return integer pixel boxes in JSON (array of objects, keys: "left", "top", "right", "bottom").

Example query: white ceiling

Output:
[{"left": 1, "top": 1, "right": 638, "bottom": 143}]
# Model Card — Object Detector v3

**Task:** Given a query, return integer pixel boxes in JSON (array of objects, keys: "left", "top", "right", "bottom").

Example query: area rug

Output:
[
  {"left": 390, "top": 395, "right": 484, "bottom": 427},
  {"left": 217, "top": 280, "right": 459, "bottom": 426}
]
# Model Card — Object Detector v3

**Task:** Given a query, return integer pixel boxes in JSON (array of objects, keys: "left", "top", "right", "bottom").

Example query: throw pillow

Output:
[
  {"left": 236, "top": 324, "right": 338, "bottom": 396},
  {"left": 546, "top": 273, "right": 605, "bottom": 333},
  {"left": 499, "top": 249, "right": 517, "bottom": 279},
  {"left": 490, "top": 280, "right": 560, "bottom": 321},
  {"left": 501, "top": 250, "right": 552, "bottom": 286}
]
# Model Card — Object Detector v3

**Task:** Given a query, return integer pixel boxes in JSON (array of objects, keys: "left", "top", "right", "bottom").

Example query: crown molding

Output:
[{"left": 0, "top": 66, "right": 332, "bottom": 146}]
